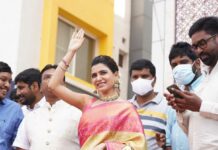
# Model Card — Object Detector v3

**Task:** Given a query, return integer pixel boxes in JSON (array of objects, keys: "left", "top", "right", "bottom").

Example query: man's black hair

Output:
[
  {"left": 0, "top": 61, "right": 12, "bottom": 73},
  {"left": 129, "top": 59, "right": 156, "bottom": 77},
  {"left": 15, "top": 68, "right": 41, "bottom": 87},
  {"left": 189, "top": 16, "right": 218, "bottom": 37},
  {"left": 169, "top": 42, "right": 197, "bottom": 64}
]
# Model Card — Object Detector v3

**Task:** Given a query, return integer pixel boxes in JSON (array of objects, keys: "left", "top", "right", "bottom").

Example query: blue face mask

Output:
[{"left": 172, "top": 64, "right": 195, "bottom": 85}]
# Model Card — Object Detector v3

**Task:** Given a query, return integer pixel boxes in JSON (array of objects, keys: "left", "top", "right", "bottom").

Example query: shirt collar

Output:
[
  {"left": 189, "top": 75, "right": 204, "bottom": 92},
  {"left": 202, "top": 61, "right": 218, "bottom": 76},
  {"left": 0, "top": 100, "right": 4, "bottom": 105},
  {"left": 130, "top": 92, "right": 161, "bottom": 108},
  {"left": 25, "top": 97, "right": 46, "bottom": 110},
  {"left": 0, "top": 98, "right": 7, "bottom": 105},
  {"left": 209, "top": 61, "right": 218, "bottom": 76},
  {"left": 42, "top": 97, "right": 62, "bottom": 108}
]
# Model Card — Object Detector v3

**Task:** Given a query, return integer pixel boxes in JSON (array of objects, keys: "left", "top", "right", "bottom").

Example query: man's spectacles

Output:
[{"left": 191, "top": 34, "right": 217, "bottom": 50}]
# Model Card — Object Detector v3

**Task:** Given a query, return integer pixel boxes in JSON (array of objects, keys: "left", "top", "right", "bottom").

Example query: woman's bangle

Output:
[
  {"left": 59, "top": 64, "right": 67, "bottom": 72},
  {"left": 62, "top": 59, "right": 69, "bottom": 68}
]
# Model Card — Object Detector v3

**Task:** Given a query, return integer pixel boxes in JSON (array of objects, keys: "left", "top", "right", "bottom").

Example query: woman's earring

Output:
[
  {"left": 93, "top": 90, "right": 98, "bottom": 95},
  {"left": 113, "top": 80, "right": 120, "bottom": 89},
  {"left": 113, "top": 80, "right": 120, "bottom": 97}
]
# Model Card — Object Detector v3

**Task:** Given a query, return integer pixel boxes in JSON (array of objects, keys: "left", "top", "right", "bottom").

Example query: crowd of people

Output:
[{"left": 1, "top": 16, "right": 218, "bottom": 150}]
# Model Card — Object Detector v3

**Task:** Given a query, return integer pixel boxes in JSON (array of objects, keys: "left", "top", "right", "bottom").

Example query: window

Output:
[
  {"left": 55, "top": 18, "right": 96, "bottom": 82},
  {"left": 119, "top": 53, "right": 124, "bottom": 67},
  {"left": 118, "top": 50, "right": 127, "bottom": 68}
]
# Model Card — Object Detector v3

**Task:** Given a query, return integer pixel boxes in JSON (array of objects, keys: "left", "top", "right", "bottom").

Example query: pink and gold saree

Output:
[{"left": 78, "top": 100, "right": 147, "bottom": 150}]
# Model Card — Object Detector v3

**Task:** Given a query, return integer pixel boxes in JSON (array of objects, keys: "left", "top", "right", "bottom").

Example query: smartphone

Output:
[{"left": 167, "top": 84, "right": 182, "bottom": 98}]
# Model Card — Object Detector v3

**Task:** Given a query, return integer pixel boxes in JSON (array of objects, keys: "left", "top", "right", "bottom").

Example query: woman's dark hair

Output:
[{"left": 91, "top": 55, "right": 119, "bottom": 73}]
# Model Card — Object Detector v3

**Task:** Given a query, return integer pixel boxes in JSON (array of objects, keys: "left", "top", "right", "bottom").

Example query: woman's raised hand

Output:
[{"left": 68, "top": 29, "right": 85, "bottom": 52}]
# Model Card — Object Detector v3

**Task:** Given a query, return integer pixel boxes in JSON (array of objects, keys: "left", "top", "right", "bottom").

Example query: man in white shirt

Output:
[
  {"left": 165, "top": 16, "right": 218, "bottom": 149},
  {"left": 15, "top": 68, "right": 43, "bottom": 115},
  {"left": 13, "top": 64, "right": 81, "bottom": 150}
]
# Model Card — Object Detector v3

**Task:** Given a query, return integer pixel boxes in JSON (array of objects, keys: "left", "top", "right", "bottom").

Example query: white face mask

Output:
[
  {"left": 131, "top": 78, "right": 154, "bottom": 96},
  {"left": 172, "top": 64, "right": 195, "bottom": 85}
]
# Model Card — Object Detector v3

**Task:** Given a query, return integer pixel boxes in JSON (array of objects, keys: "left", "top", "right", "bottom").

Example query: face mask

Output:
[
  {"left": 131, "top": 78, "right": 153, "bottom": 96},
  {"left": 172, "top": 64, "right": 195, "bottom": 85}
]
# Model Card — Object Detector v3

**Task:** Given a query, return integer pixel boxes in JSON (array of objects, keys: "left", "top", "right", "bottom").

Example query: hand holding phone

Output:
[{"left": 167, "top": 84, "right": 182, "bottom": 98}]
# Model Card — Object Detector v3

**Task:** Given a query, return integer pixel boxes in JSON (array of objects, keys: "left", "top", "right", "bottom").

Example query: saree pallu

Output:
[{"left": 78, "top": 100, "right": 147, "bottom": 150}]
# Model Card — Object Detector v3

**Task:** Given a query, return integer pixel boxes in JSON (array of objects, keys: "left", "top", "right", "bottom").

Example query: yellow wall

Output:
[{"left": 40, "top": 0, "right": 114, "bottom": 68}]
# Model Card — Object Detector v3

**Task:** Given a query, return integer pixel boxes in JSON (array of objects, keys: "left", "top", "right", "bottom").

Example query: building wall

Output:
[
  {"left": 130, "top": 0, "right": 153, "bottom": 63},
  {"left": 114, "top": 0, "right": 131, "bottom": 99},
  {"left": 129, "top": 0, "right": 176, "bottom": 96},
  {"left": 0, "top": 0, "right": 43, "bottom": 77},
  {"left": 3, "top": 0, "right": 199, "bottom": 97},
  {"left": 151, "top": 0, "right": 175, "bottom": 93},
  {"left": 40, "top": 0, "right": 114, "bottom": 67},
  {"left": 40, "top": 0, "right": 114, "bottom": 93},
  {"left": 0, "top": 0, "right": 114, "bottom": 96},
  {"left": 176, "top": 0, "right": 218, "bottom": 42},
  {"left": 128, "top": 0, "right": 153, "bottom": 98},
  {"left": 17, "top": 0, "right": 43, "bottom": 74}
]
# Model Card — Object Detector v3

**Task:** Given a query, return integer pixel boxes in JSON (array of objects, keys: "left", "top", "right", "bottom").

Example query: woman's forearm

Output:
[{"left": 48, "top": 50, "right": 76, "bottom": 90}]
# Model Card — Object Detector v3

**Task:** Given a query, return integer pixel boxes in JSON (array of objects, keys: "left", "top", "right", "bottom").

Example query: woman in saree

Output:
[{"left": 48, "top": 29, "right": 147, "bottom": 150}]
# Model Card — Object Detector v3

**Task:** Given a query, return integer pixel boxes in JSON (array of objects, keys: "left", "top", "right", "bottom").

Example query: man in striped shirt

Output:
[{"left": 129, "top": 59, "right": 173, "bottom": 150}]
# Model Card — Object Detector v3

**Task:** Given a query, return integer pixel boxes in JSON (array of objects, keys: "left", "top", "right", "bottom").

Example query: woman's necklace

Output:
[{"left": 99, "top": 93, "right": 119, "bottom": 102}]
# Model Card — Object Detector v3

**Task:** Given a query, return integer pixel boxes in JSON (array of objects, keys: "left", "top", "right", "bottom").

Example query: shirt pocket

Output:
[
  {"left": 1, "top": 119, "right": 15, "bottom": 142},
  {"left": 0, "top": 119, "right": 6, "bottom": 128}
]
